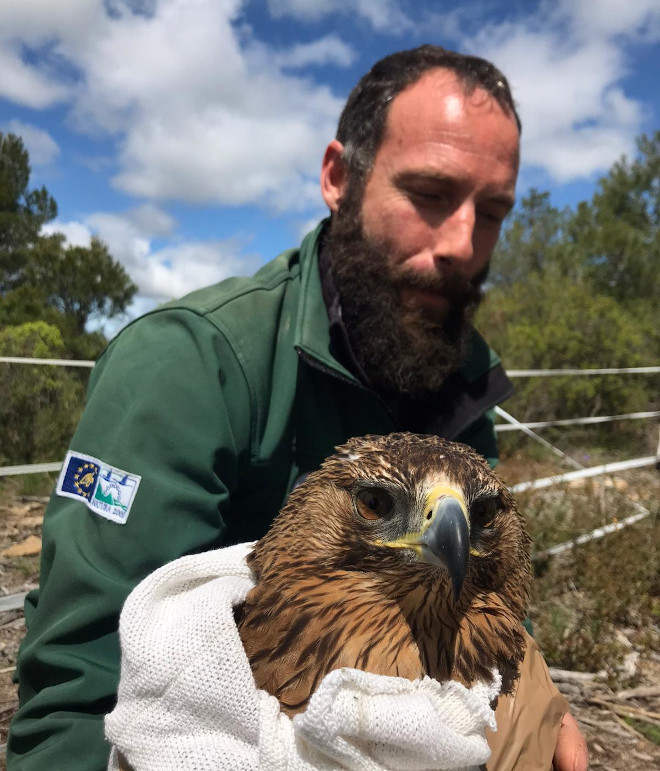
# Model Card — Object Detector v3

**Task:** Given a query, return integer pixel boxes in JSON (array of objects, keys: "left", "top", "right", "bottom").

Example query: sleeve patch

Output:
[{"left": 56, "top": 451, "right": 141, "bottom": 525}]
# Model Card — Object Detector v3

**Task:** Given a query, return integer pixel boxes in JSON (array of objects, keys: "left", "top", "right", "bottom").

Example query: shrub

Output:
[
  {"left": 476, "top": 274, "right": 658, "bottom": 447},
  {"left": 0, "top": 321, "right": 85, "bottom": 464},
  {"left": 525, "top": 482, "right": 659, "bottom": 681}
]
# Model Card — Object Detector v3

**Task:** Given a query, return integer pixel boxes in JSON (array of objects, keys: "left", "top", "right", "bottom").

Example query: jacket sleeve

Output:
[{"left": 7, "top": 308, "right": 253, "bottom": 771}]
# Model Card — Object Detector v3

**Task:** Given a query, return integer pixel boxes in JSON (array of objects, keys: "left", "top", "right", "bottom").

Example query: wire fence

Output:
[
  {"left": 506, "top": 366, "right": 660, "bottom": 377},
  {"left": 0, "top": 356, "right": 95, "bottom": 368},
  {"left": 1, "top": 357, "right": 659, "bottom": 562}
]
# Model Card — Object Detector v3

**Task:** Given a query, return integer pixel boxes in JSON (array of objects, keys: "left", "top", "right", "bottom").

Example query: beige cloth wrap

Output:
[{"left": 487, "top": 634, "right": 569, "bottom": 771}]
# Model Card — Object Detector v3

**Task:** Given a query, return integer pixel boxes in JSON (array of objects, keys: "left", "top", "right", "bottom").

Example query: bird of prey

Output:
[{"left": 236, "top": 432, "right": 531, "bottom": 717}]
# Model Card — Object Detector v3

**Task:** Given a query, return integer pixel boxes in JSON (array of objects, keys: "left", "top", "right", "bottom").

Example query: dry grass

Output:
[{"left": 497, "top": 449, "right": 660, "bottom": 686}]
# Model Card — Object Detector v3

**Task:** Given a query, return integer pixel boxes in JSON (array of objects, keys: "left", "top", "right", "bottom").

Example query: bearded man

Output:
[{"left": 9, "top": 46, "right": 588, "bottom": 771}]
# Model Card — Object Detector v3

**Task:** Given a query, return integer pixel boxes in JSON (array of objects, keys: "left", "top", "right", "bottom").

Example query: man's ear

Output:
[{"left": 320, "top": 140, "right": 348, "bottom": 213}]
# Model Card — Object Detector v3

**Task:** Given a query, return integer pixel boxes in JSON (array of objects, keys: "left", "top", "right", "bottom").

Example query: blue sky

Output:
[{"left": 1, "top": 0, "right": 659, "bottom": 329}]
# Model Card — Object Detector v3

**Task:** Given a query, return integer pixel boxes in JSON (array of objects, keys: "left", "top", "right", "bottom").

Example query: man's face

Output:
[{"left": 327, "top": 69, "right": 520, "bottom": 397}]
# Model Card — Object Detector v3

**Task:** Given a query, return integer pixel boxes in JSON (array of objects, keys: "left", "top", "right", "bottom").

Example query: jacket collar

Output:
[{"left": 294, "top": 219, "right": 359, "bottom": 383}]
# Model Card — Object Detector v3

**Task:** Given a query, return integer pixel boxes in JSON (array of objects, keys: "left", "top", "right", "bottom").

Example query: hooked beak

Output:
[
  {"left": 380, "top": 486, "right": 470, "bottom": 600},
  {"left": 420, "top": 493, "right": 470, "bottom": 600}
]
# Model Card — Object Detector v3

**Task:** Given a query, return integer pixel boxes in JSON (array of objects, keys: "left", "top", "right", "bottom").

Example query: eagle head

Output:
[{"left": 241, "top": 432, "right": 531, "bottom": 712}]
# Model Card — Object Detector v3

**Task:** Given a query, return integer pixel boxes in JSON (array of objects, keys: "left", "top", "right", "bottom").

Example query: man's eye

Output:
[
  {"left": 408, "top": 189, "right": 450, "bottom": 207},
  {"left": 355, "top": 488, "right": 395, "bottom": 520},
  {"left": 477, "top": 207, "right": 508, "bottom": 226}
]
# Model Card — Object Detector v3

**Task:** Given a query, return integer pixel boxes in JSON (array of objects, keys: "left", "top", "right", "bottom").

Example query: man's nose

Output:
[{"left": 432, "top": 203, "right": 475, "bottom": 265}]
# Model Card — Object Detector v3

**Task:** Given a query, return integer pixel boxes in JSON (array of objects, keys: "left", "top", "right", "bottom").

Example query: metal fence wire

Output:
[{"left": 1, "top": 358, "right": 659, "bottom": 561}]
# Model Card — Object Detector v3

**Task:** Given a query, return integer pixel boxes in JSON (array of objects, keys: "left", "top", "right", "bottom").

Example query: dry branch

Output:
[{"left": 549, "top": 667, "right": 606, "bottom": 684}]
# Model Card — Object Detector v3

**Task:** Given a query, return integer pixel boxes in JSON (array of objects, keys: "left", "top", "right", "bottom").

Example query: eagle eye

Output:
[
  {"left": 470, "top": 496, "right": 499, "bottom": 529},
  {"left": 355, "top": 487, "right": 394, "bottom": 521}
]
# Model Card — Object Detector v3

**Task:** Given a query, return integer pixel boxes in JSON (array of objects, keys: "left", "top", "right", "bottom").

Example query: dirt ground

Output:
[
  {"left": 0, "top": 497, "right": 42, "bottom": 770},
  {"left": 0, "top": 486, "right": 658, "bottom": 770}
]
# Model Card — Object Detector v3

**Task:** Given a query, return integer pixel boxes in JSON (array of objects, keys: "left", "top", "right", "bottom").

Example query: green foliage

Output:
[
  {"left": 481, "top": 136, "right": 660, "bottom": 439},
  {"left": 0, "top": 133, "right": 57, "bottom": 292},
  {"left": 527, "top": 485, "right": 660, "bottom": 681},
  {"left": 0, "top": 284, "right": 66, "bottom": 328},
  {"left": 4, "top": 470, "right": 60, "bottom": 498},
  {"left": 490, "top": 189, "right": 575, "bottom": 287},
  {"left": 622, "top": 718, "right": 660, "bottom": 746},
  {"left": 26, "top": 233, "right": 137, "bottom": 333},
  {"left": 569, "top": 131, "right": 660, "bottom": 304},
  {"left": 0, "top": 132, "right": 138, "bottom": 468},
  {"left": 0, "top": 322, "right": 86, "bottom": 465},
  {"left": 0, "top": 131, "right": 137, "bottom": 340},
  {"left": 0, "top": 285, "right": 108, "bottom": 360},
  {"left": 476, "top": 273, "right": 654, "bottom": 423},
  {"left": 492, "top": 132, "right": 660, "bottom": 305}
]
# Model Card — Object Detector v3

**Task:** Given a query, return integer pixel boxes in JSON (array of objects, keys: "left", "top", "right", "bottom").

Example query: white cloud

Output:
[
  {"left": 84, "top": 209, "right": 258, "bottom": 300},
  {"left": 266, "top": 0, "right": 412, "bottom": 33},
  {"left": 3, "top": 120, "right": 60, "bottom": 166},
  {"left": 125, "top": 203, "right": 175, "bottom": 238},
  {"left": 42, "top": 220, "right": 93, "bottom": 248},
  {"left": 42, "top": 206, "right": 261, "bottom": 305},
  {"left": 0, "top": 0, "right": 342, "bottom": 212},
  {"left": 2, "top": 0, "right": 658, "bottom": 205},
  {"left": 138, "top": 239, "right": 258, "bottom": 299},
  {"left": 0, "top": 0, "right": 102, "bottom": 108},
  {"left": 459, "top": 0, "right": 657, "bottom": 182},
  {"left": 271, "top": 35, "right": 357, "bottom": 69},
  {"left": 0, "top": 44, "right": 70, "bottom": 109},
  {"left": 112, "top": 101, "right": 335, "bottom": 209},
  {"left": 568, "top": 0, "right": 660, "bottom": 40},
  {"left": 0, "top": 0, "right": 104, "bottom": 46},
  {"left": 85, "top": 1, "right": 343, "bottom": 207}
]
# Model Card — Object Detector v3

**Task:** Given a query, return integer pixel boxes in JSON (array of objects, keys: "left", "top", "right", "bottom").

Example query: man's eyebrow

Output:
[{"left": 393, "top": 170, "right": 453, "bottom": 187}]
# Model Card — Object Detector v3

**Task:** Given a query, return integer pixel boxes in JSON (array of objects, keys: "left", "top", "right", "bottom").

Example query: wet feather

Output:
[{"left": 236, "top": 432, "right": 531, "bottom": 716}]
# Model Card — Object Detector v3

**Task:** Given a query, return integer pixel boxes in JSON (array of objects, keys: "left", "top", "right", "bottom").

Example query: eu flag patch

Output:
[
  {"left": 60, "top": 455, "right": 100, "bottom": 500},
  {"left": 56, "top": 451, "right": 141, "bottom": 525}
]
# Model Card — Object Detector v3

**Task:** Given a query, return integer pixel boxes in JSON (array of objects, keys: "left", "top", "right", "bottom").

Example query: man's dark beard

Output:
[{"left": 327, "top": 199, "right": 486, "bottom": 399}]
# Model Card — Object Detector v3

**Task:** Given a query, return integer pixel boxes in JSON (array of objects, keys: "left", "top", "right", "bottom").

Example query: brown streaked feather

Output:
[
  {"left": 237, "top": 433, "right": 531, "bottom": 717},
  {"left": 238, "top": 571, "right": 426, "bottom": 713}
]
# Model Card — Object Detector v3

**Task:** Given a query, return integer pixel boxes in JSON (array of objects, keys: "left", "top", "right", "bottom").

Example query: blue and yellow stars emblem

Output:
[
  {"left": 60, "top": 455, "right": 100, "bottom": 501},
  {"left": 57, "top": 450, "right": 141, "bottom": 525},
  {"left": 73, "top": 462, "right": 98, "bottom": 498}
]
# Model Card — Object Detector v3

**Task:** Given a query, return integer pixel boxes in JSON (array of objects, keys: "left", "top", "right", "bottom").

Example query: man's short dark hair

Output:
[{"left": 336, "top": 45, "right": 521, "bottom": 188}]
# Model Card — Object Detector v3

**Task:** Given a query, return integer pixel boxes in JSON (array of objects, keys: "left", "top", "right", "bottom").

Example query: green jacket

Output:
[{"left": 8, "top": 222, "right": 511, "bottom": 770}]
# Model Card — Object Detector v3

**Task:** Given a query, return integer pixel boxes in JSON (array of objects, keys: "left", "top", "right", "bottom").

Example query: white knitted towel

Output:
[{"left": 105, "top": 542, "right": 500, "bottom": 771}]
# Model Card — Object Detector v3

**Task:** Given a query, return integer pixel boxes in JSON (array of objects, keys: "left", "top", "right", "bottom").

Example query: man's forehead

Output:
[
  {"left": 385, "top": 68, "right": 518, "bottom": 140},
  {"left": 377, "top": 67, "right": 520, "bottom": 170}
]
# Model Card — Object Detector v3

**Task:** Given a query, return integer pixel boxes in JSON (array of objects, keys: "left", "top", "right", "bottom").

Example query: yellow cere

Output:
[
  {"left": 423, "top": 484, "right": 468, "bottom": 519},
  {"left": 376, "top": 484, "right": 469, "bottom": 552}
]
